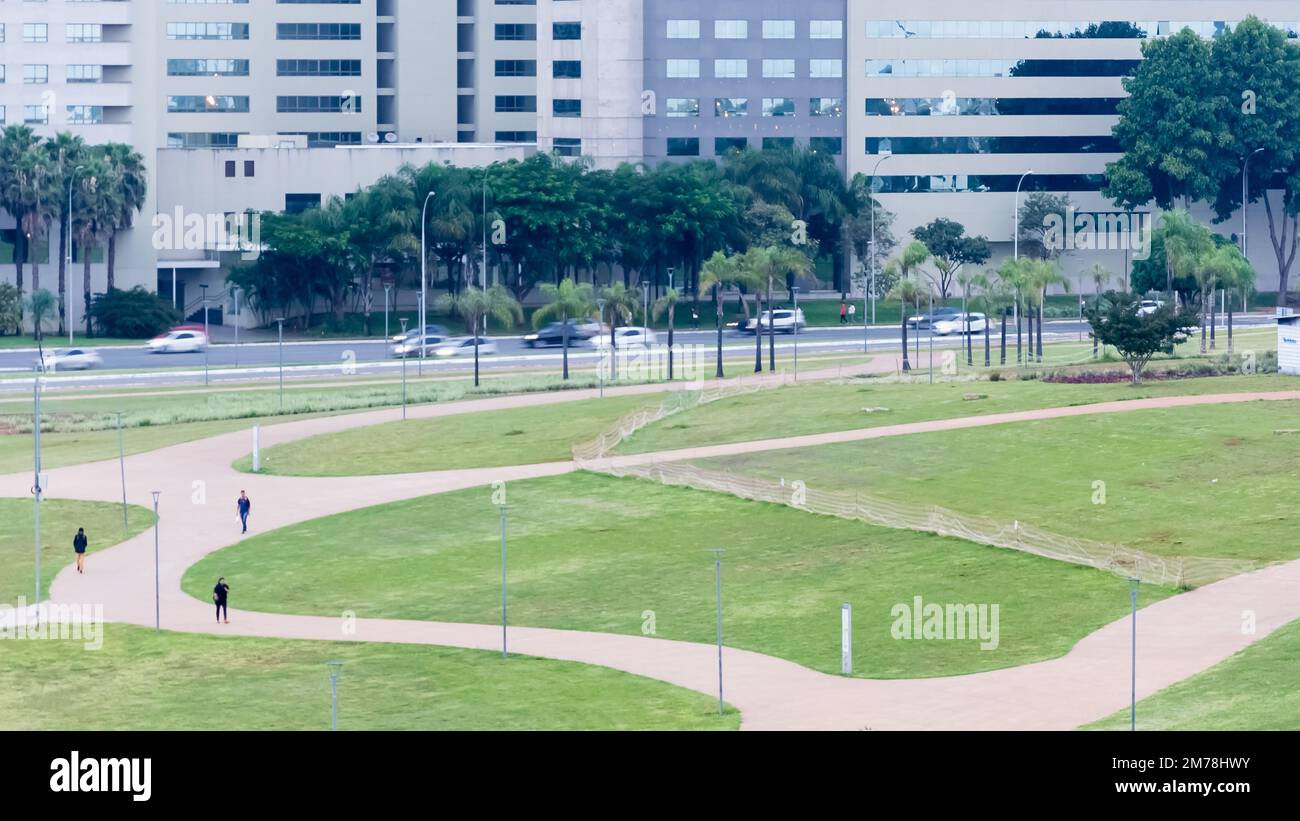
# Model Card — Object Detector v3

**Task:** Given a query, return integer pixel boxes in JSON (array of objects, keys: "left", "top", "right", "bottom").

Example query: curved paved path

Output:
[{"left": 4, "top": 370, "right": 1299, "bottom": 730}]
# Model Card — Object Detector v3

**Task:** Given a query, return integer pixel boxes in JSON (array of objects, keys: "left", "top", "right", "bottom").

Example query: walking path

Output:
[{"left": 5, "top": 365, "right": 1298, "bottom": 730}]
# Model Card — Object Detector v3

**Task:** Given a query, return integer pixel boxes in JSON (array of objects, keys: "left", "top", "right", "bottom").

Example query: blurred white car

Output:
[
  {"left": 932, "top": 313, "right": 988, "bottom": 336},
  {"left": 146, "top": 330, "right": 208, "bottom": 353},
  {"left": 743, "top": 309, "right": 807, "bottom": 334},
  {"left": 1137, "top": 299, "right": 1166, "bottom": 316},
  {"left": 39, "top": 348, "right": 103, "bottom": 371},
  {"left": 389, "top": 334, "right": 448, "bottom": 358},
  {"left": 593, "top": 327, "right": 659, "bottom": 348},
  {"left": 433, "top": 336, "right": 497, "bottom": 357}
]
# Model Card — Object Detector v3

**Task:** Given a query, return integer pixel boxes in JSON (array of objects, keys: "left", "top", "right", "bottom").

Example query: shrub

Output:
[
  {"left": 0, "top": 283, "right": 20, "bottom": 336},
  {"left": 89, "top": 287, "right": 182, "bottom": 338}
]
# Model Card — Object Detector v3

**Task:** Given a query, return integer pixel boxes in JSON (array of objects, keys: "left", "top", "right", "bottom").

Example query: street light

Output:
[
  {"left": 711, "top": 548, "right": 725, "bottom": 717},
  {"left": 32, "top": 375, "right": 44, "bottom": 609},
  {"left": 384, "top": 283, "right": 392, "bottom": 343},
  {"left": 66, "top": 164, "right": 86, "bottom": 345},
  {"left": 420, "top": 191, "right": 436, "bottom": 368},
  {"left": 151, "top": 491, "right": 161, "bottom": 633},
  {"left": 792, "top": 286, "right": 800, "bottom": 381},
  {"left": 399, "top": 317, "right": 408, "bottom": 420},
  {"left": 116, "top": 411, "right": 128, "bottom": 535},
  {"left": 1129, "top": 577, "right": 1140, "bottom": 731},
  {"left": 275, "top": 318, "right": 285, "bottom": 412},
  {"left": 327, "top": 661, "right": 344, "bottom": 731},
  {"left": 867, "top": 154, "right": 893, "bottom": 350},
  {"left": 1013, "top": 170, "right": 1034, "bottom": 262},
  {"left": 499, "top": 502, "right": 509, "bottom": 658},
  {"left": 595, "top": 298, "right": 606, "bottom": 397},
  {"left": 482, "top": 172, "right": 490, "bottom": 290},
  {"left": 199, "top": 283, "right": 210, "bottom": 386}
]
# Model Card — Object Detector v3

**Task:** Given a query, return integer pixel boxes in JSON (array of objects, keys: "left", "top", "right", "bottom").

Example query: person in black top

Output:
[
  {"left": 73, "top": 528, "right": 88, "bottom": 574},
  {"left": 213, "top": 578, "right": 230, "bottom": 624},
  {"left": 237, "top": 491, "right": 252, "bottom": 534}
]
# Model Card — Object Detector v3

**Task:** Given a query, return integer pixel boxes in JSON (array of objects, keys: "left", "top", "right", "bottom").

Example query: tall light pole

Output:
[
  {"left": 275, "top": 318, "right": 285, "bottom": 412},
  {"left": 1243, "top": 148, "right": 1265, "bottom": 262},
  {"left": 232, "top": 286, "right": 241, "bottom": 370},
  {"left": 151, "top": 491, "right": 161, "bottom": 633},
  {"left": 66, "top": 164, "right": 86, "bottom": 345},
  {"left": 711, "top": 549, "right": 724, "bottom": 717},
  {"left": 420, "top": 191, "right": 436, "bottom": 367},
  {"left": 1129, "top": 577, "right": 1140, "bottom": 731},
  {"left": 327, "top": 661, "right": 343, "bottom": 731},
  {"left": 499, "top": 502, "right": 509, "bottom": 658},
  {"left": 384, "top": 283, "right": 392, "bottom": 343},
  {"left": 867, "top": 154, "right": 893, "bottom": 350},
  {"left": 32, "top": 375, "right": 43, "bottom": 609},
  {"left": 595, "top": 298, "right": 606, "bottom": 397},
  {"left": 482, "top": 172, "right": 490, "bottom": 290},
  {"left": 1013, "top": 170, "right": 1034, "bottom": 261},
  {"left": 116, "top": 411, "right": 128, "bottom": 535},
  {"left": 792, "top": 286, "right": 800, "bottom": 381},
  {"left": 399, "top": 318, "right": 408, "bottom": 419},
  {"left": 199, "top": 283, "right": 210, "bottom": 386}
]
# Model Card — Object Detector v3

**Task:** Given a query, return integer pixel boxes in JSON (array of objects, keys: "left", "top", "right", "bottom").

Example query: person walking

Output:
[
  {"left": 73, "top": 528, "right": 88, "bottom": 574},
  {"left": 213, "top": 577, "right": 230, "bottom": 624},
  {"left": 848, "top": 303, "right": 857, "bottom": 323},
  {"left": 839, "top": 299, "right": 848, "bottom": 324},
  {"left": 237, "top": 491, "right": 252, "bottom": 534},
  {"left": 691, "top": 306, "right": 700, "bottom": 330}
]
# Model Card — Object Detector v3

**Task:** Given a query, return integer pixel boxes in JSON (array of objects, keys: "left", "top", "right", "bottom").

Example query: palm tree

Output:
[
  {"left": 888, "top": 277, "right": 926, "bottom": 373},
  {"left": 597, "top": 281, "right": 639, "bottom": 381},
  {"left": 996, "top": 258, "right": 1031, "bottom": 365},
  {"left": 698, "top": 251, "right": 742, "bottom": 379},
  {"left": 1025, "top": 259, "right": 1068, "bottom": 363},
  {"left": 47, "top": 133, "right": 86, "bottom": 334},
  {"left": 100, "top": 144, "right": 147, "bottom": 290},
  {"left": 956, "top": 268, "right": 979, "bottom": 366},
  {"left": 1086, "top": 264, "right": 1112, "bottom": 358},
  {"left": 15, "top": 154, "right": 60, "bottom": 337},
  {"left": 72, "top": 158, "right": 111, "bottom": 337},
  {"left": 0, "top": 125, "right": 42, "bottom": 311},
  {"left": 532, "top": 278, "right": 595, "bottom": 380},
  {"left": 1201, "top": 245, "right": 1255, "bottom": 355},
  {"left": 743, "top": 245, "right": 813, "bottom": 372},
  {"left": 970, "top": 271, "right": 997, "bottom": 368},
  {"left": 437, "top": 286, "right": 522, "bottom": 387},
  {"left": 652, "top": 287, "right": 683, "bottom": 380}
]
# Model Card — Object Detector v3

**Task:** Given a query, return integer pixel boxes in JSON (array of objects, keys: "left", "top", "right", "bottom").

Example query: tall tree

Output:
[
  {"left": 911, "top": 218, "right": 991, "bottom": 299},
  {"left": 437, "top": 286, "right": 522, "bottom": 387},
  {"left": 100, "top": 143, "right": 147, "bottom": 291},
  {"left": 46, "top": 133, "right": 87, "bottom": 334},
  {"left": 532, "top": 278, "right": 594, "bottom": 381}
]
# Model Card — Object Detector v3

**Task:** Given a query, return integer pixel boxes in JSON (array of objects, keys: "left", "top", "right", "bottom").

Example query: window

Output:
[
  {"left": 809, "top": 59, "right": 842, "bottom": 78},
  {"left": 66, "top": 24, "right": 103, "bottom": 44},
  {"left": 495, "top": 23, "right": 536, "bottom": 41},
  {"left": 495, "top": 95, "right": 537, "bottom": 113},
  {"left": 66, "top": 65, "right": 103, "bottom": 84},
  {"left": 553, "top": 22, "right": 581, "bottom": 40},
  {"left": 244, "top": 161, "right": 256, "bottom": 177},
  {"left": 225, "top": 161, "right": 237, "bottom": 178},
  {"left": 763, "top": 20, "right": 795, "bottom": 39},
  {"left": 809, "top": 137, "right": 843, "bottom": 155},
  {"left": 810, "top": 97, "right": 844, "bottom": 117},
  {"left": 666, "top": 59, "right": 699, "bottom": 78},
  {"left": 553, "top": 60, "right": 581, "bottom": 79},
  {"left": 553, "top": 99, "right": 581, "bottom": 118},
  {"left": 553, "top": 138, "right": 581, "bottom": 157},
  {"left": 763, "top": 98, "right": 796, "bottom": 117},
  {"left": 666, "top": 137, "right": 700, "bottom": 157},
  {"left": 24, "top": 105, "right": 48, "bottom": 125},
  {"left": 763, "top": 137, "right": 795, "bottom": 151},
  {"left": 714, "top": 20, "right": 747, "bottom": 39},
  {"left": 66, "top": 106, "right": 103, "bottom": 125},
  {"left": 665, "top": 98, "right": 700, "bottom": 118},
  {"left": 715, "top": 98, "right": 748, "bottom": 117},
  {"left": 495, "top": 131, "right": 538, "bottom": 142},
  {"left": 715, "top": 137, "right": 748, "bottom": 155},
  {"left": 763, "top": 59, "right": 795, "bottom": 79},
  {"left": 714, "top": 59, "right": 747, "bottom": 79},
  {"left": 810, "top": 20, "right": 843, "bottom": 39},
  {"left": 667, "top": 20, "right": 699, "bottom": 39},
  {"left": 285, "top": 193, "right": 322, "bottom": 214},
  {"left": 495, "top": 60, "right": 537, "bottom": 77},
  {"left": 23, "top": 65, "right": 49, "bottom": 85},
  {"left": 23, "top": 24, "right": 48, "bottom": 44}
]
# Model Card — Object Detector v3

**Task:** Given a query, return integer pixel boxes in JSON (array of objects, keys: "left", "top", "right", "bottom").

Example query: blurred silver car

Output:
[
  {"left": 433, "top": 336, "right": 498, "bottom": 357},
  {"left": 39, "top": 348, "right": 103, "bottom": 371}
]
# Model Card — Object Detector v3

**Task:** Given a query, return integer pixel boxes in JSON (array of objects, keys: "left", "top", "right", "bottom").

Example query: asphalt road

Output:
[{"left": 0, "top": 317, "right": 1274, "bottom": 393}]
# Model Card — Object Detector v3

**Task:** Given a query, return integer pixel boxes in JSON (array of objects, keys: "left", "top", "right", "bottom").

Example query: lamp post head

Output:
[{"left": 150, "top": 490, "right": 161, "bottom": 504}]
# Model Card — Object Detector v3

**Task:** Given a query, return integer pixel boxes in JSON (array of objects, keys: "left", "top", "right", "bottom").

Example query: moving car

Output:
[
  {"left": 523, "top": 320, "right": 598, "bottom": 348},
  {"left": 146, "top": 329, "right": 208, "bottom": 353},
  {"left": 38, "top": 348, "right": 103, "bottom": 371},
  {"left": 390, "top": 334, "right": 448, "bottom": 358},
  {"left": 432, "top": 336, "right": 498, "bottom": 357},
  {"left": 1137, "top": 299, "right": 1166, "bottom": 316},
  {"left": 906, "top": 307, "right": 960, "bottom": 329},
  {"left": 389, "top": 324, "right": 449, "bottom": 344},
  {"left": 593, "top": 327, "right": 659, "bottom": 348},
  {"left": 932, "top": 313, "right": 988, "bottom": 336},
  {"left": 742, "top": 309, "right": 807, "bottom": 334}
]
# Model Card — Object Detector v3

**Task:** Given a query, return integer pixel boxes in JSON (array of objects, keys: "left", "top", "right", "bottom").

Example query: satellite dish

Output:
[
  {"left": 383, "top": 132, "right": 398, "bottom": 143},
  {"left": 366, "top": 132, "right": 381, "bottom": 144}
]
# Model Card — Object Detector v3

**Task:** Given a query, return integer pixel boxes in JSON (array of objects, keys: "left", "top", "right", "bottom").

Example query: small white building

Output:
[{"left": 1279, "top": 315, "right": 1300, "bottom": 376}]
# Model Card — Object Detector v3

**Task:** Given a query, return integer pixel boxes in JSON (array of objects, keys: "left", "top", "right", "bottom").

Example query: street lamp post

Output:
[
  {"left": 384, "top": 284, "right": 392, "bottom": 343},
  {"left": 596, "top": 298, "right": 606, "bottom": 397},
  {"left": 420, "top": 191, "right": 436, "bottom": 369},
  {"left": 152, "top": 491, "right": 162, "bottom": 633},
  {"left": 711, "top": 549, "right": 724, "bottom": 717},
  {"left": 200, "top": 283, "right": 210, "bottom": 386},
  {"left": 1129, "top": 577, "right": 1140, "bottom": 731},
  {"left": 867, "top": 154, "right": 893, "bottom": 351},
  {"left": 32, "top": 375, "right": 43, "bottom": 609},
  {"left": 232, "top": 287, "right": 241, "bottom": 370},
  {"left": 792, "top": 286, "right": 800, "bottom": 381},
  {"left": 275, "top": 318, "right": 285, "bottom": 412},
  {"left": 399, "top": 318, "right": 408, "bottom": 420},
  {"left": 482, "top": 172, "right": 489, "bottom": 290},
  {"left": 116, "top": 411, "right": 128, "bottom": 535},
  {"left": 499, "top": 503, "right": 508, "bottom": 658},
  {"left": 1243, "top": 148, "right": 1266, "bottom": 262},
  {"left": 66, "top": 165, "right": 86, "bottom": 345},
  {"left": 327, "top": 661, "right": 343, "bottom": 731},
  {"left": 1013, "top": 170, "right": 1034, "bottom": 262}
]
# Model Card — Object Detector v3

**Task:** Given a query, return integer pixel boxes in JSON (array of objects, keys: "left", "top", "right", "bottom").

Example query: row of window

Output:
[
  {"left": 164, "top": 22, "right": 362, "bottom": 40},
  {"left": 0, "top": 105, "right": 103, "bottom": 126},
  {"left": 665, "top": 19, "right": 843, "bottom": 40},
  {"left": 166, "top": 95, "right": 362, "bottom": 113},
  {"left": 664, "top": 136, "right": 843, "bottom": 157},
  {"left": 665, "top": 58, "right": 843, "bottom": 79},
  {"left": 667, "top": 97, "right": 844, "bottom": 118},
  {"left": 494, "top": 59, "right": 579, "bottom": 78},
  {"left": 494, "top": 22, "right": 580, "bottom": 41},
  {"left": 165, "top": 59, "right": 364, "bottom": 77},
  {"left": 165, "top": 132, "right": 363, "bottom": 150},
  {"left": 865, "top": 20, "right": 1300, "bottom": 39},
  {"left": 7, "top": 23, "right": 104, "bottom": 44}
]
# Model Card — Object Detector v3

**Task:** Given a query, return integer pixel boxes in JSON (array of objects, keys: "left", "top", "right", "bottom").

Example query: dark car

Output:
[
  {"left": 906, "top": 307, "right": 961, "bottom": 329},
  {"left": 523, "top": 320, "right": 598, "bottom": 348}
]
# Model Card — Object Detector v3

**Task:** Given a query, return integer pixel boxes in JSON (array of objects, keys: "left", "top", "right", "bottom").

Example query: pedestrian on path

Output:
[
  {"left": 848, "top": 303, "right": 857, "bottom": 322},
  {"left": 691, "top": 306, "right": 700, "bottom": 330},
  {"left": 237, "top": 491, "right": 252, "bottom": 534},
  {"left": 839, "top": 299, "right": 848, "bottom": 324},
  {"left": 213, "top": 577, "right": 230, "bottom": 624},
  {"left": 73, "top": 528, "right": 88, "bottom": 574}
]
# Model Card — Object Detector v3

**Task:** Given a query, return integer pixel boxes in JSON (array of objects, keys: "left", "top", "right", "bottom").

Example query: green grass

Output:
[
  {"left": 697, "top": 400, "right": 1300, "bottom": 565},
  {"left": 1085, "top": 617, "right": 1300, "bottom": 730},
  {"left": 184, "top": 472, "right": 1173, "bottom": 679},
  {"left": 238, "top": 393, "right": 654, "bottom": 475},
  {"left": 0, "top": 498, "right": 153, "bottom": 604},
  {"left": 0, "top": 336, "right": 143, "bottom": 350},
  {"left": 619, "top": 372, "right": 1300, "bottom": 456},
  {"left": 0, "top": 624, "right": 736, "bottom": 730}
]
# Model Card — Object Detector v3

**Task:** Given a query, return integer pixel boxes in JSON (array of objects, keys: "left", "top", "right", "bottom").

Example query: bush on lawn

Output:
[
  {"left": 89, "top": 287, "right": 182, "bottom": 339},
  {"left": 0, "top": 283, "right": 20, "bottom": 336}
]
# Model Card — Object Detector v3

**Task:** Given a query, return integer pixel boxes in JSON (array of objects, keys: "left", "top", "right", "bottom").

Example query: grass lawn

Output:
[
  {"left": 237, "top": 393, "right": 654, "bottom": 475},
  {"left": 619, "top": 372, "right": 1300, "bottom": 456},
  {"left": 183, "top": 472, "right": 1174, "bottom": 679},
  {"left": 0, "top": 498, "right": 153, "bottom": 604},
  {"left": 0, "top": 336, "right": 143, "bottom": 351},
  {"left": 0, "top": 624, "right": 735, "bottom": 730},
  {"left": 1085, "top": 617, "right": 1300, "bottom": 730},
  {"left": 697, "top": 400, "right": 1300, "bottom": 565}
]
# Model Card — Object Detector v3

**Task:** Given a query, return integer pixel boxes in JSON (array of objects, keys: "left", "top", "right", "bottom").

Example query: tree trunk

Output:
[
  {"left": 1263, "top": 191, "right": 1298, "bottom": 308},
  {"left": 1016, "top": 299, "right": 1023, "bottom": 364},
  {"left": 900, "top": 306, "right": 911, "bottom": 372},
  {"left": 767, "top": 278, "right": 776, "bottom": 372},
  {"left": 83, "top": 252, "right": 93, "bottom": 337},
  {"left": 57, "top": 224, "right": 67, "bottom": 334},
  {"left": 107, "top": 232, "right": 117, "bottom": 291},
  {"left": 1210, "top": 288, "right": 1217, "bottom": 350},
  {"left": 714, "top": 285, "right": 724, "bottom": 379},
  {"left": 1000, "top": 308, "right": 1007, "bottom": 365},
  {"left": 561, "top": 312, "right": 570, "bottom": 380},
  {"left": 1036, "top": 294, "right": 1044, "bottom": 363},
  {"left": 667, "top": 307, "right": 675, "bottom": 381},
  {"left": 753, "top": 292, "right": 762, "bottom": 373},
  {"left": 1227, "top": 291, "right": 1235, "bottom": 354},
  {"left": 472, "top": 314, "right": 480, "bottom": 387},
  {"left": 983, "top": 316, "right": 991, "bottom": 367},
  {"left": 1200, "top": 292, "right": 1209, "bottom": 354}
]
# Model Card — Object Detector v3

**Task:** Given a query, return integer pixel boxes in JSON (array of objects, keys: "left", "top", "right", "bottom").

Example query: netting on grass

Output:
[{"left": 593, "top": 460, "right": 1255, "bottom": 587}]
